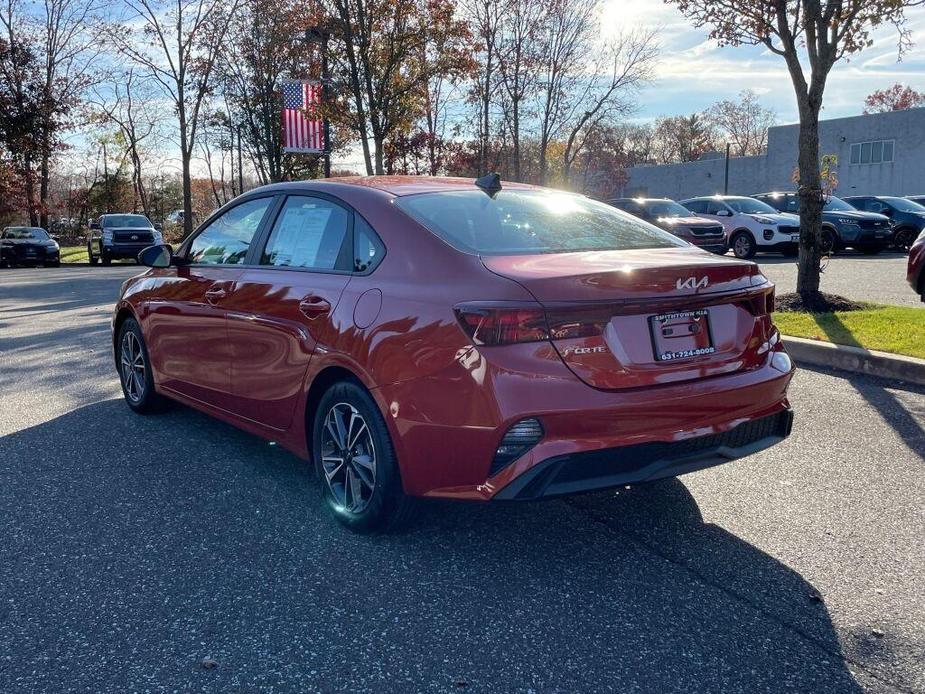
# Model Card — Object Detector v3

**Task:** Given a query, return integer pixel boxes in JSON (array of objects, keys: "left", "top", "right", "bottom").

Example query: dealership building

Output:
[{"left": 621, "top": 106, "right": 925, "bottom": 200}]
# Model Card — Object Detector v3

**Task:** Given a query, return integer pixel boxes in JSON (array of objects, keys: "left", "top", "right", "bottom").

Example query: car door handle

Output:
[
  {"left": 299, "top": 295, "right": 331, "bottom": 318},
  {"left": 205, "top": 286, "right": 228, "bottom": 304}
]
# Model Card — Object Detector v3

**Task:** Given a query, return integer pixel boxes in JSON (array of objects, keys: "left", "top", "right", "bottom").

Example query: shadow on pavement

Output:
[{"left": 0, "top": 398, "right": 872, "bottom": 693}]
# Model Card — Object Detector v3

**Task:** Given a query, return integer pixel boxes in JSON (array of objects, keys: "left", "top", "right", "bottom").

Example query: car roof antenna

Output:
[{"left": 475, "top": 172, "right": 502, "bottom": 198}]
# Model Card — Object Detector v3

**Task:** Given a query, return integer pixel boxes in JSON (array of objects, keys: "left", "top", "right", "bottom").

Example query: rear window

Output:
[{"left": 395, "top": 190, "right": 685, "bottom": 256}]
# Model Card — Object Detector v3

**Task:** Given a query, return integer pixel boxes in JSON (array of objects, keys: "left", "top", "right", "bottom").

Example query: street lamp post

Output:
[{"left": 305, "top": 26, "right": 332, "bottom": 178}]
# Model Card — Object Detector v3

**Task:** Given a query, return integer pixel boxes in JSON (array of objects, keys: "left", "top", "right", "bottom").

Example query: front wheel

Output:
[
  {"left": 821, "top": 229, "right": 837, "bottom": 255},
  {"left": 117, "top": 318, "right": 166, "bottom": 414},
  {"left": 313, "top": 381, "right": 416, "bottom": 533},
  {"left": 893, "top": 228, "right": 916, "bottom": 252},
  {"left": 730, "top": 231, "right": 756, "bottom": 259}
]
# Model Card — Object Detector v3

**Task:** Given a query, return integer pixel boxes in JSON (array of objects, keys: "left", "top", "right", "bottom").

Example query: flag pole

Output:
[{"left": 306, "top": 26, "right": 332, "bottom": 178}]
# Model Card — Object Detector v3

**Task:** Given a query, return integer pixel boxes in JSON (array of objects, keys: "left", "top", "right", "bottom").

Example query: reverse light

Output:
[{"left": 491, "top": 418, "right": 544, "bottom": 475}]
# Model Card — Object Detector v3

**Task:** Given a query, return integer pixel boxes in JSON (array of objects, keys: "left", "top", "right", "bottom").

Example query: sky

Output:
[{"left": 601, "top": 0, "right": 925, "bottom": 123}]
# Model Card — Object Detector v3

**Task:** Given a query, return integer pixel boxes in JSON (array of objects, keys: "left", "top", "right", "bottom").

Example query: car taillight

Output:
[{"left": 454, "top": 303, "right": 549, "bottom": 346}]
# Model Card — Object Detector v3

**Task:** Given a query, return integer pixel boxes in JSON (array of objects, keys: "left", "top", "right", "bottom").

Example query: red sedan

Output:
[
  {"left": 113, "top": 175, "right": 794, "bottom": 531},
  {"left": 908, "top": 228, "right": 925, "bottom": 301}
]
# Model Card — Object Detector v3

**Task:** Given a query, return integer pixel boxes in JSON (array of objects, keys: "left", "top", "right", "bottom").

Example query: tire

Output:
[
  {"left": 730, "top": 231, "right": 756, "bottom": 259},
  {"left": 88, "top": 245, "right": 98, "bottom": 265},
  {"left": 893, "top": 228, "right": 916, "bottom": 252},
  {"left": 116, "top": 318, "right": 166, "bottom": 414},
  {"left": 820, "top": 229, "right": 837, "bottom": 254},
  {"left": 101, "top": 254, "right": 112, "bottom": 266},
  {"left": 312, "top": 380, "right": 416, "bottom": 533}
]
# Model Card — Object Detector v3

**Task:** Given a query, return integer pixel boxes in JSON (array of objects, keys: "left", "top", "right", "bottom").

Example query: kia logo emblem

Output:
[{"left": 676, "top": 276, "right": 709, "bottom": 290}]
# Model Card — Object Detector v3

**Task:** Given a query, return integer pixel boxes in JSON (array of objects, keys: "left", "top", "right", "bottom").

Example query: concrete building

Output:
[{"left": 622, "top": 107, "right": 925, "bottom": 200}]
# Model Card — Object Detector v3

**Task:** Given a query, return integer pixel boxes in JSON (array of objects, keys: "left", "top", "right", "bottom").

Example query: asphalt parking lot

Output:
[
  {"left": 1, "top": 265, "right": 924, "bottom": 693},
  {"left": 756, "top": 250, "right": 918, "bottom": 307}
]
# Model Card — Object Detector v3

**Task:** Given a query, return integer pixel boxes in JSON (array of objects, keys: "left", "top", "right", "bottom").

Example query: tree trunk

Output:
[
  {"left": 373, "top": 134, "right": 385, "bottom": 175},
  {"left": 39, "top": 147, "right": 50, "bottom": 229},
  {"left": 23, "top": 155, "right": 38, "bottom": 227},
  {"left": 795, "top": 104, "right": 823, "bottom": 296}
]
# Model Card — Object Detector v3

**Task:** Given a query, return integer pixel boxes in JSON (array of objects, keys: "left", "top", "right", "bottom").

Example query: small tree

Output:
[
  {"left": 707, "top": 89, "right": 776, "bottom": 156},
  {"left": 666, "top": 0, "right": 921, "bottom": 300},
  {"left": 864, "top": 83, "right": 925, "bottom": 113}
]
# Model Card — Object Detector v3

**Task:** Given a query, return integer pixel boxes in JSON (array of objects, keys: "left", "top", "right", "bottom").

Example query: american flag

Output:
[{"left": 282, "top": 81, "right": 324, "bottom": 152}]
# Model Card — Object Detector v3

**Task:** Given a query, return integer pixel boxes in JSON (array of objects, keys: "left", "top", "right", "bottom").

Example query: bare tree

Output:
[
  {"left": 91, "top": 69, "right": 164, "bottom": 215},
  {"left": 667, "top": 0, "right": 922, "bottom": 300},
  {"left": 496, "top": 0, "right": 543, "bottom": 180},
  {"left": 109, "top": 0, "right": 241, "bottom": 237},
  {"left": 461, "top": 0, "right": 502, "bottom": 175},
  {"left": 652, "top": 112, "right": 719, "bottom": 163},
  {"left": 706, "top": 89, "right": 776, "bottom": 156},
  {"left": 0, "top": 0, "right": 100, "bottom": 227},
  {"left": 560, "top": 29, "right": 658, "bottom": 181}
]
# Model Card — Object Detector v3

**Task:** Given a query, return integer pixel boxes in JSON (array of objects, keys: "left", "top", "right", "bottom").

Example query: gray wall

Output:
[{"left": 623, "top": 107, "right": 925, "bottom": 200}]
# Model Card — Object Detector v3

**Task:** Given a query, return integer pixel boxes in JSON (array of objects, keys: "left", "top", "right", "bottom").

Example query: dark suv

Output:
[
  {"left": 841, "top": 196, "right": 925, "bottom": 252},
  {"left": 753, "top": 192, "right": 892, "bottom": 254},
  {"left": 88, "top": 214, "right": 162, "bottom": 265},
  {"left": 607, "top": 198, "right": 728, "bottom": 254}
]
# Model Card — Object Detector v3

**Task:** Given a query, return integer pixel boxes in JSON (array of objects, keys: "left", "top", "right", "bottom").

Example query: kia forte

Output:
[{"left": 113, "top": 176, "right": 794, "bottom": 531}]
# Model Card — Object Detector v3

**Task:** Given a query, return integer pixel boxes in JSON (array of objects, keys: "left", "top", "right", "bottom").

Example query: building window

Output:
[{"left": 850, "top": 139, "right": 894, "bottom": 165}]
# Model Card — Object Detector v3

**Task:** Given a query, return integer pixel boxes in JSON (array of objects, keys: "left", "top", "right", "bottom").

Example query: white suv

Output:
[{"left": 680, "top": 196, "right": 801, "bottom": 259}]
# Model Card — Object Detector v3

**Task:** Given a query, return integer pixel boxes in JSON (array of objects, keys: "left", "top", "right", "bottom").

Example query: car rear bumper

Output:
[
  {"left": 379, "top": 343, "right": 795, "bottom": 500},
  {"left": 494, "top": 409, "right": 793, "bottom": 500}
]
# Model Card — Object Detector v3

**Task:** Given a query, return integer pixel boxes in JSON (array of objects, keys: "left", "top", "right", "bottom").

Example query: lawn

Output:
[
  {"left": 775, "top": 304, "right": 925, "bottom": 360},
  {"left": 60, "top": 245, "right": 88, "bottom": 263}
]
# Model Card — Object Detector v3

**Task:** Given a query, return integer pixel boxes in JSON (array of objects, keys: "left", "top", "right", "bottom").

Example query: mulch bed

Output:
[{"left": 775, "top": 291, "right": 866, "bottom": 313}]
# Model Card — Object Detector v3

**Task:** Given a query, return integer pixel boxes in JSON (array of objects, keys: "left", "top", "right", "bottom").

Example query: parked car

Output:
[
  {"left": 113, "top": 175, "right": 795, "bottom": 531},
  {"left": 752, "top": 192, "right": 892, "bottom": 254},
  {"left": 88, "top": 213, "right": 163, "bottom": 265},
  {"left": 841, "top": 196, "right": 925, "bottom": 251},
  {"left": 679, "top": 196, "right": 800, "bottom": 259},
  {"left": 906, "top": 195, "right": 925, "bottom": 207},
  {"left": 607, "top": 198, "right": 728, "bottom": 254},
  {"left": 0, "top": 226, "right": 60, "bottom": 267},
  {"left": 908, "top": 228, "right": 925, "bottom": 302}
]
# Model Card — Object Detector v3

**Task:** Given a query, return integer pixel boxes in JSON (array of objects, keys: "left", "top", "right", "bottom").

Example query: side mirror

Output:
[
  {"left": 138, "top": 244, "right": 173, "bottom": 268},
  {"left": 89, "top": 220, "right": 100, "bottom": 230},
  {"left": 50, "top": 234, "right": 60, "bottom": 241},
  {"left": 154, "top": 223, "right": 163, "bottom": 232}
]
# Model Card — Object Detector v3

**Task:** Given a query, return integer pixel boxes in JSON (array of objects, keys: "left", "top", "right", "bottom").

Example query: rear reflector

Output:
[{"left": 490, "top": 418, "right": 544, "bottom": 476}]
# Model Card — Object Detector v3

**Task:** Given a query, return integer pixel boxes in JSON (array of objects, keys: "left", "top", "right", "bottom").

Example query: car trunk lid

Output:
[{"left": 481, "top": 248, "right": 775, "bottom": 389}]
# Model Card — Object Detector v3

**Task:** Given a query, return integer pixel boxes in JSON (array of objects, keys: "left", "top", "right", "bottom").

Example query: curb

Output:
[{"left": 783, "top": 335, "right": 925, "bottom": 386}]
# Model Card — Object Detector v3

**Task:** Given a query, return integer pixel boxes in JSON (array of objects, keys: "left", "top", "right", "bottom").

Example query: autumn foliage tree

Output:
[
  {"left": 863, "top": 83, "right": 925, "bottom": 113},
  {"left": 666, "top": 0, "right": 922, "bottom": 303}
]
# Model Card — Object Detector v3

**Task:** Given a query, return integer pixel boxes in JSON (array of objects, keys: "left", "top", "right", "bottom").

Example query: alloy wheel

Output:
[
  {"left": 320, "top": 402, "right": 377, "bottom": 514},
  {"left": 120, "top": 331, "right": 146, "bottom": 403},
  {"left": 733, "top": 236, "right": 751, "bottom": 258}
]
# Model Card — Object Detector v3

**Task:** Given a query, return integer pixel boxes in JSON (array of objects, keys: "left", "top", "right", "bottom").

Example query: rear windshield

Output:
[
  {"left": 102, "top": 215, "right": 151, "bottom": 228},
  {"left": 394, "top": 190, "right": 686, "bottom": 255}
]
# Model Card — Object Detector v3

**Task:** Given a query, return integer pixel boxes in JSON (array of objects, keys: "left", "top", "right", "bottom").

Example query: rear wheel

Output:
[
  {"left": 117, "top": 318, "right": 166, "bottom": 414},
  {"left": 101, "top": 253, "right": 112, "bottom": 266},
  {"left": 730, "top": 231, "right": 756, "bottom": 259},
  {"left": 312, "top": 380, "right": 415, "bottom": 533}
]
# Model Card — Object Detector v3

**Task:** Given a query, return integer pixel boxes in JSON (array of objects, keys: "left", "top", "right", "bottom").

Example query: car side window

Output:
[
  {"left": 684, "top": 200, "right": 705, "bottom": 214},
  {"left": 189, "top": 197, "right": 273, "bottom": 265},
  {"left": 706, "top": 200, "right": 727, "bottom": 215},
  {"left": 354, "top": 216, "right": 385, "bottom": 273},
  {"left": 261, "top": 196, "right": 350, "bottom": 271}
]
